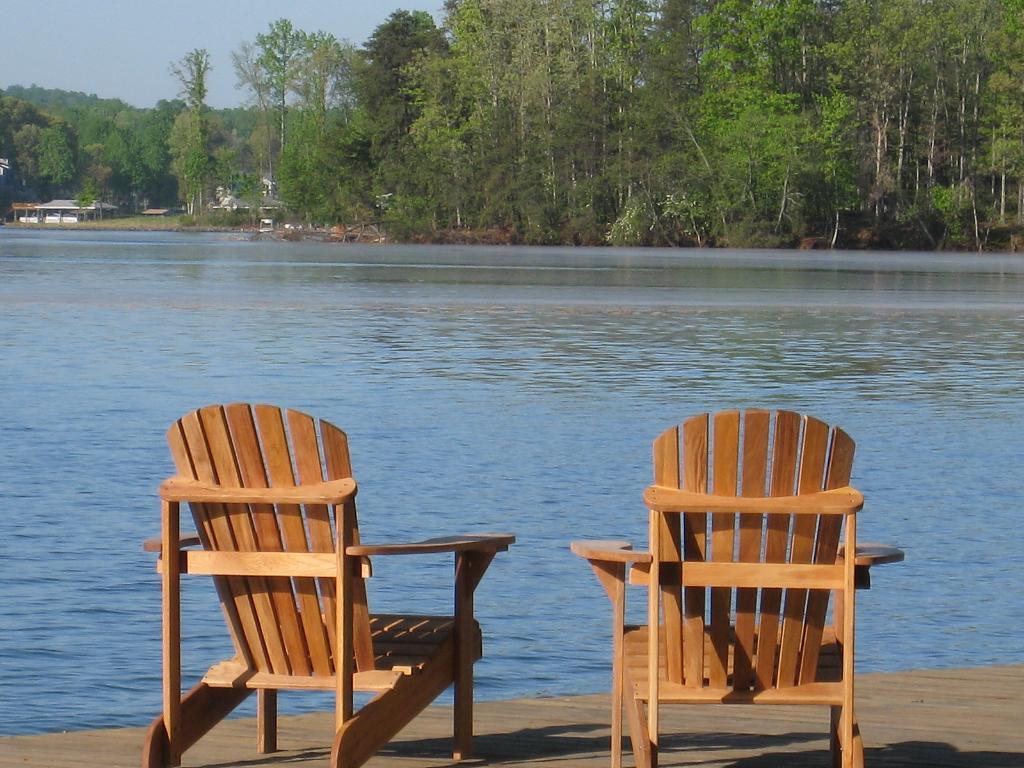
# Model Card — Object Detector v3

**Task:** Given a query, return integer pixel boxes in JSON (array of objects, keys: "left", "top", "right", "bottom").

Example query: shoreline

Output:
[
  {"left": 4, "top": 219, "right": 1024, "bottom": 253},
  {"left": 1, "top": 220, "right": 385, "bottom": 244}
]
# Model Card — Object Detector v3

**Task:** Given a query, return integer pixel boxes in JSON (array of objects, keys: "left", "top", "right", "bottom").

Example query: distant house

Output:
[
  {"left": 18, "top": 199, "right": 118, "bottom": 224},
  {"left": 210, "top": 186, "right": 284, "bottom": 213},
  {"left": 210, "top": 189, "right": 245, "bottom": 211}
]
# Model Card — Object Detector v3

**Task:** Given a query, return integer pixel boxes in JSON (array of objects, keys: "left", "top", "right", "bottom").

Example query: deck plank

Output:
[{"left": 1, "top": 665, "right": 1021, "bottom": 767}]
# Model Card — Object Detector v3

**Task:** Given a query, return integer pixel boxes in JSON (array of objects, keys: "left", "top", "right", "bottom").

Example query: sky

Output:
[{"left": 0, "top": 1, "right": 443, "bottom": 109}]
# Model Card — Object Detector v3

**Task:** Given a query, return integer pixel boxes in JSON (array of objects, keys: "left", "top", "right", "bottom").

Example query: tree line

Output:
[{"left": 3, "top": 1, "right": 1023, "bottom": 248}]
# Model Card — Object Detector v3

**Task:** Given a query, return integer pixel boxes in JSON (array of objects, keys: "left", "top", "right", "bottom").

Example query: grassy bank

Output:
[{"left": 6, "top": 215, "right": 247, "bottom": 232}]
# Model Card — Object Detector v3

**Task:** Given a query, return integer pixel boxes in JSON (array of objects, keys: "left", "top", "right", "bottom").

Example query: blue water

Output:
[{"left": 1, "top": 229, "right": 1022, "bottom": 735}]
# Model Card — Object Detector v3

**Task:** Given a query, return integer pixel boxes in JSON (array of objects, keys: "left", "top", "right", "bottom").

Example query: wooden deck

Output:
[{"left": 2, "top": 665, "right": 1021, "bottom": 767}]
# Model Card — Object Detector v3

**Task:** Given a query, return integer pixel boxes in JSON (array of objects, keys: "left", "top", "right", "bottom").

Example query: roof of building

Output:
[{"left": 36, "top": 199, "right": 118, "bottom": 211}]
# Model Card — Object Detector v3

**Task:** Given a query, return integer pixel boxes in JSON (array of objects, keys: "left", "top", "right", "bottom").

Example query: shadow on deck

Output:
[{"left": 1, "top": 665, "right": 1021, "bottom": 768}]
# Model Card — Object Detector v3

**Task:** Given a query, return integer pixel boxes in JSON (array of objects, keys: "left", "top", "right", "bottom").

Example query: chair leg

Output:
[
  {"left": 332, "top": 650, "right": 454, "bottom": 768},
  {"left": 143, "top": 683, "right": 252, "bottom": 768},
  {"left": 453, "top": 553, "right": 476, "bottom": 760},
  {"left": 453, "top": 661, "right": 473, "bottom": 761},
  {"left": 832, "top": 704, "right": 862, "bottom": 768},
  {"left": 610, "top": 573, "right": 625, "bottom": 768},
  {"left": 852, "top": 712, "right": 865, "bottom": 768},
  {"left": 257, "top": 689, "right": 278, "bottom": 754},
  {"left": 610, "top": 658, "right": 623, "bottom": 768},
  {"left": 624, "top": 689, "right": 654, "bottom": 768},
  {"left": 830, "top": 706, "right": 841, "bottom": 768}
]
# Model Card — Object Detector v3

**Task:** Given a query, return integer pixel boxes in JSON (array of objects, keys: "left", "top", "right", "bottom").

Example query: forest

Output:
[{"left": 2, "top": 0, "right": 1023, "bottom": 249}]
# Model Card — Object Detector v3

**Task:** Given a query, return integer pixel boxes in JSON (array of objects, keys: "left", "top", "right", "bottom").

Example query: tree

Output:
[
  {"left": 170, "top": 49, "right": 211, "bottom": 112},
  {"left": 136, "top": 100, "right": 182, "bottom": 207},
  {"left": 256, "top": 19, "right": 307, "bottom": 155},
  {"left": 358, "top": 11, "right": 445, "bottom": 149},
  {"left": 37, "top": 124, "right": 77, "bottom": 192},
  {"left": 12, "top": 123, "right": 43, "bottom": 187},
  {"left": 296, "top": 32, "right": 354, "bottom": 123},
  {"left": 278, "top": 112, "right": 327, "bottom": 223},
  {"left": 168, "top": 111, "right": 209, "bottom": 214},
  {"left": 232, "top": 40, "right": 276, "bottom": 178},
  {"left": 169, "top": 49, "right": 213, "bottom": 214}
]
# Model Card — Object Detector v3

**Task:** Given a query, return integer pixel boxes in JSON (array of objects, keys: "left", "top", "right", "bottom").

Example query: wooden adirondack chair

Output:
[
  {"left": 142, "top": 403, "right": 514, "bottom": 768},
  {"left": 573, "top": 409, "right": 902, "bottom": 768}
]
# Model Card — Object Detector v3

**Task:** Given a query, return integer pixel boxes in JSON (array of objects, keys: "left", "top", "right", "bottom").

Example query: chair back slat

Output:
[
  {"left": 174, "top": 410, "right": 274, "bottom": 671},
  {"left": 652, "top": 427, "right": 684, "bottom": 684},
  {"left": 708, "top": 411, "right": 740, "bottom": 688},
  {"left": 655, "top": 410, "right": 855, "bottom": 694},
  {"left": 680, "top": 414, "right": 709, "bottom": 687},
  {"left": 776, "top": 416, "right": 831, "bottom": 687},
  {"left": 166, "top": 418, "right": 253, "bottom": 666},
  {"left": 196, "top": 405, "right": 294, "bottom": 675},
  {"left": 798, "top": 427, "right": 856, "bottom": 683},
  {"left": 320, "top": 421, "right": 376, "bottom": 673},
  {"left": 251, "top": 405, "right": 331, "bottom": 676},
  {"left": 166, "top": 403, "right": 373, "bottom": 680},
  {"left": 285, "top": 408, "right": 341, "bottom": 674},
  {"left": 754, "top": 410, "right": 802, "bottom": 689},
  {"left": 223, "top": 404, "right": 312, "bottom": 676},
  {"left": 733, "top": 409, "right": 771, "bottom": 690}
]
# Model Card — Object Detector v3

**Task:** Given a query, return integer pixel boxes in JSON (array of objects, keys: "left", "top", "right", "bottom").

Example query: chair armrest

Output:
[
  {"left": 159, "top": 477, "right": 357, "bottom": 505},
  {"left": 570, "top": 539, "right": 652, "bottom": 564},
  {"left": 143, "top": 534, "right": 202, "bottom": 553},
  {"left": 839, "top": 542, "right": 905, "bottom": 567},
  {"left": 346, "top": 533, "right": 515, "bottom": 556},
  {"left": 644, "top": 485, "right": 863, "bottom": 515}
]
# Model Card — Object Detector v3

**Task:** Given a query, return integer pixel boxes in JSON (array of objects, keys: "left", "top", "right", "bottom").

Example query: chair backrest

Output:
[
  {"left": 651, "top": 409, "right": 855, "bottom": 692},
  {"left": 166, "top": 403, "right": 371, "bottom": 679}
]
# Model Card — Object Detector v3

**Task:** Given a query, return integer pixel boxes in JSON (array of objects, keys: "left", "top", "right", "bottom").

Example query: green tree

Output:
[
  {"left": 12, "top": 123, "right": 43, "bottom": 186},
  {"left": 232, "top": 40, "right": 276, "bottom": 179},
  {"left": 136, "top": 100, "right": 182, "bottom": 206},
  {"left": 278, "top": 112, "right": 327, "bottom": 223},
  {"left": 358, "top": 10, "right": 445, "bottom": 151},
  {"left": 256, "top": 19, "right": 307, "bottom": 155},
  {"left": 37, "top": 124, "right": 77, "bottom": 191},
  {"left": 168, "top": 49, "right": 213, "bottom": 214},
  {"left": 297, "top": 32, "right": 354, "bottom": 122},
  {"left": 170, "top": 49, "right": 211, "bottom": 112}
]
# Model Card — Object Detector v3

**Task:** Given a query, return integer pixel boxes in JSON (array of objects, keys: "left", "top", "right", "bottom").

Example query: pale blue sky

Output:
[{"left": 1, "top": 1, "right": 443, "bottom": 108}]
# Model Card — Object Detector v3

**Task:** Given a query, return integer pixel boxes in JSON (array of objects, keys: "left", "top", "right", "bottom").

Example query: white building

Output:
[{"left": 24, "top": 199, "right": 118, "bottom": 224}]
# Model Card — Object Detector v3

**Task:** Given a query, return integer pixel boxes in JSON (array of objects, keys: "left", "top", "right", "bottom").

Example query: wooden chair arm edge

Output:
[
  {"left": 143, "top": 534, "right": 202, "bottom": 553},
  {"left": 159, "top": 476, "right": 357, "bottom": 505},
  {"left": 839, "top": 542, "right": 905, "bottom": 567},
  {"left": 347, "top": 533, "right": 515, "bottom": 556},
  {"left": 570, "top": 539, "right": 652, "bottom": 564}
]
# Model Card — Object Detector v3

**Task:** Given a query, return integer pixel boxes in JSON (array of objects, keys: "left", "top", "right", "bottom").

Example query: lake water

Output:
[{"left": 1, "top": 229, "right": 1022, "bottom": 735}]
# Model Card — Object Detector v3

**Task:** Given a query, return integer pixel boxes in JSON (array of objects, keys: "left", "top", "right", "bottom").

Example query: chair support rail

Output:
[
  {"left": 643, "top": 485, "right": 863, "bottom": 515},
  {"left": 159, "top": 476, "right": 357, "bottom": 505}
]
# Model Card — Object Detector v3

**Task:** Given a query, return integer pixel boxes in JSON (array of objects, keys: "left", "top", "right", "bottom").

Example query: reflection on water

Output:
[{"left": 1, "top": 230, "right": 1022, "bottom": 734}]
